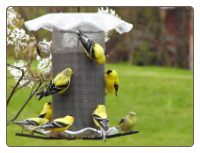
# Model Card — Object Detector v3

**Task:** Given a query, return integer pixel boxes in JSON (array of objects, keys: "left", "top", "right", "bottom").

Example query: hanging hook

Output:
[{"left": 77, "top": 7, "right": 80, "bottom": 47}]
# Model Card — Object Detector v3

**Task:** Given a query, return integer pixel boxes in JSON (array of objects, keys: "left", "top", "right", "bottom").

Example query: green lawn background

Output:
[{"left": 7, "top": 57, "right": 193, "bottom": 146}]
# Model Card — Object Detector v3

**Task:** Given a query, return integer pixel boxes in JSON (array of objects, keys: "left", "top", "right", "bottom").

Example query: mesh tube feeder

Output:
[{"left": 19, "top": 12, "right": 138, "bottom": 140}]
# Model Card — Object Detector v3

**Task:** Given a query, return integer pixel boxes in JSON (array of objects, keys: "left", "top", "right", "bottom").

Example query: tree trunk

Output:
[
  {"left": 129, "top": 29, "right": 134, "bottom": 65},
  {"left": 175, "top": 7, "right": 189, "bottom": 69},
  {"left": 188, "top": 8, "right": 194, "bottom": 71},
  {"left": 154, "top": 8, "right": 167, "bottom": 66}
]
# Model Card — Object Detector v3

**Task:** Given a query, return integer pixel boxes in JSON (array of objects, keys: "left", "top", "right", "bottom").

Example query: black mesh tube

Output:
[{"left": 51, "top": 24, "right": 105, "bottom": 131}]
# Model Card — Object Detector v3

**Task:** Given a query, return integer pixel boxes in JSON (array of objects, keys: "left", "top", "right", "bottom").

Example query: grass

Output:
[{"left": 6, "top": 58, "right": 193, "bottom": 146}]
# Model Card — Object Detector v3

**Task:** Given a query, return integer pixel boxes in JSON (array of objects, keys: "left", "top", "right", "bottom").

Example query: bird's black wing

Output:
[
  {"left": 54, "top": 122, "right": 69, "bottom": 128},
  {"left": 77, "top": 30, "right": 96, "bottom": 58},
  {"left": 39, "top": 113, "right": 46, "bottom": 118},
  {"left": 35, "top": 44, "right": 41, "bottom": 57},
  {"left": 87, "top": 39, "right": 95, "bottom": 58},
  {"left": 40, "top": 121, "right": 69, "bottom": 129},
  {"left": 114, "top": 84, "right": 119, "bottom": 96},
  {"left": 25, "top": 119, "right": 40, "bottom": 126},
  {"left": 118, "top": 118, "right": 125, "bottom": 125},
  {"left": 46, "top": 80, "right": 70, "bottom": 95},
  {"left": 93, "top": 114, "right": 109, "bottom": 131}
]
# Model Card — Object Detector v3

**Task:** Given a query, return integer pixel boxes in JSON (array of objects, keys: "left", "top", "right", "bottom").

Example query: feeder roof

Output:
[{"left": 24, "top": 13, "right": 133, "bottom": 34}]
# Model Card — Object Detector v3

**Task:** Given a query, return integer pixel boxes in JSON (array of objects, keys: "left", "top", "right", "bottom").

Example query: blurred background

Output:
[
  {"left": 7, "top": 6, "right": 193, "bottom": 146},
  {"left": 7, "top": 6, "right": 193, "bottom": 70}
]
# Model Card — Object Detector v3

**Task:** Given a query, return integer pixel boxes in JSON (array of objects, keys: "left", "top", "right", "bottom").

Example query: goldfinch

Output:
[
  {"left": 10, "top": 118, "right": 49, "bottom": 134},
  {"left": 37, "top": 115, "right": 75, "bottom": 132},
  {"left": 77, "top": 30, "right": 107, "bottom": 64},
  {"left": 35, "top": 42, "right": 51, "bottom": 58},
  {"left": 39, "top": 102, "right": 52, "bottom": 121},
  {"left": 92, "top": 105, "right": 109, "bottom": 142},
  {"left": 105, "top": 70, "right": 119, "bottom": 96},
  {"left": 116, "top": 111, "right": 137, "bottom": 131},
  {"left": 36, "top": 68, "right": 73, "bottom": 100}
]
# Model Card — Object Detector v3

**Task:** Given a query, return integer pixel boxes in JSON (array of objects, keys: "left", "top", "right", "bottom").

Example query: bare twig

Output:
[
  {"left": 14, "top": 80, "right": 31, "bottom": 92},
  {"left": 37, "top": 84, "right": 49, "bottom": 91},
  {"left": 7, "top": 63, "right": 27, "bottom": 106},
  {"left": 7, "top": 81, "right": 44, "bottom": 125}
]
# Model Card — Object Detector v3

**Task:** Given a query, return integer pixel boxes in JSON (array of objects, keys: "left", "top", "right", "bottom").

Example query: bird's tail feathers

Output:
[
  {"left": 77, "top": 30, "right": 90, "bottom": 45},
  {"left": 100, "top": 119, "right": 109, "bottom": 131},
  {"left": 9, "top": 121, "right": 23, "bottom": 124},
  {"left": 36, "top": 90, "right": 45, "bottom": 101},
  {"left": 115, "top": 125, "right": 119, "bottom": 129},
  {"left": 77, "top": 30, "right": 84, "bottom": 36},
  {"left": 100, "top": 128, "right": 107, "bottom": 143}
]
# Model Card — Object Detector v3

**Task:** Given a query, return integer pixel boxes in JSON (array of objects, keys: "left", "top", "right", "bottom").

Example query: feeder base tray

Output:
[{"left": 15, "top": 130, "right": 139, "bottom": 140}]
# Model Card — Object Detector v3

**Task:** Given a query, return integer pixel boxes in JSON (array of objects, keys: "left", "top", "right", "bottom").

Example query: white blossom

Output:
[
  {"left": 110, "top": 9, "right": 115, "bottom": 16},
  {"left": 7, "top": 7, "right": 32, "bottom": 55},
  {"left": 8, "top": 60, "right": 26, "bottom": 76},
  {"left": 7, "top": 8, "right": 52, "bottom": 89},
  {"left": 7, "top": 7, "right": 18, "bottom": 26},
  {"left": 97, "top": 7, "right": 121, "bottom": 19},
  {"left": 37, "top": 53, "right": 52, "bottom": 74},
  {"left": 8, "top": 60, "right": 33, "bottom": 88}
]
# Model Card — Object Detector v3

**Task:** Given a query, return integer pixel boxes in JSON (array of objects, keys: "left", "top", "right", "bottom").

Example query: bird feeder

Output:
[{"left": 17, "top": 11, "right": 138, "bottom": 140}]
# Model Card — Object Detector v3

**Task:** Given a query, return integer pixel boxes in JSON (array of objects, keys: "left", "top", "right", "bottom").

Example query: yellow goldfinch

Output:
[
  {"left": 35, "top": 42, "right": 51, "bottom": 58},
  {"left": 77, "top": 30, "right": 108, "bottom": 64},
  {"left": 39, "top": 102, "right": 52, "bottom": 121},
  {"left": 10, "top": 118, "right": 49, "bottom": 134},
  {"left": 92, "top": 105, "right": 109, "bottom": 142},
  {"left": 116, "top": 111, "right": 137, "bottom": 131},
  {"left": 36, "top": 68, "right": 73, "bottom": 100},
  {"left": 105, "top": 70, "right": 119, "bottom": 96},
  {"left": 37, "top": 115, "right": 75, "bottom": 132}
]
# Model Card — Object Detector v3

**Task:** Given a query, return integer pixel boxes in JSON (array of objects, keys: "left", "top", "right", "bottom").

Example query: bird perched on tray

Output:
[
  {"left": 36, "top": 68, "right": 73, "bottom": 100},
  {"left": 92, "top": 104, "right": 109, "bottom": 142},
  {"left": 116, "top": 111, "right": 137, "bottom": 132},
  {"left": 35, "top": 42, "right": 51, "bottom": 58},
  {"left": 105, "top": 70, "right": 119, "bottom": 96},
  {"left": 77, "top": 30, "right": 108, "bottom": 64},
  {"left": 36, "top": 115, "right": 75, "bottom": 132},
  {"left": 9, "top": 118, "right": 49, "bottom": 134},
  {"left": 39, "top": 102, "right": 52, "bottom": 121}
]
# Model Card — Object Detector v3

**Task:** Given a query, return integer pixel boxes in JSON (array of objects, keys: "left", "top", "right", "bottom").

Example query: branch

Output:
[
  {"left": 7, "top": 81, "right": 44, "bottom": 125},
  {"left": 14, "top": 80, "right": 31, "bottom": 92},
  {"left": 7, "top": 63, "right": 27, "bottom": 106}
]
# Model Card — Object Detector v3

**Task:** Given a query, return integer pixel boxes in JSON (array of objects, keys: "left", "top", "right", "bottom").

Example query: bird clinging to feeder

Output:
[
  {"left": 105, "top": 70, "right": 119, "bottom": 96},
  {"left": 36, "top": 115, "right": 75, "bottom": 132},
  {"left": 39, "top": 102, "right": 52, "bottom": 121},
  {"left": 9, "top": 118, "right": 49, "bottom": 135},
  {"left": 36, "top": 68, "right": 73, "bottom": 100},
  {"left": 92, "top": 104, "right": 109, "bottom": 142},
  {"left": 77, "top": 30, "right": 109, "bottom": 64},
  {"left": 35, "top": 42, "right": 51, "bottom": 58}
]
